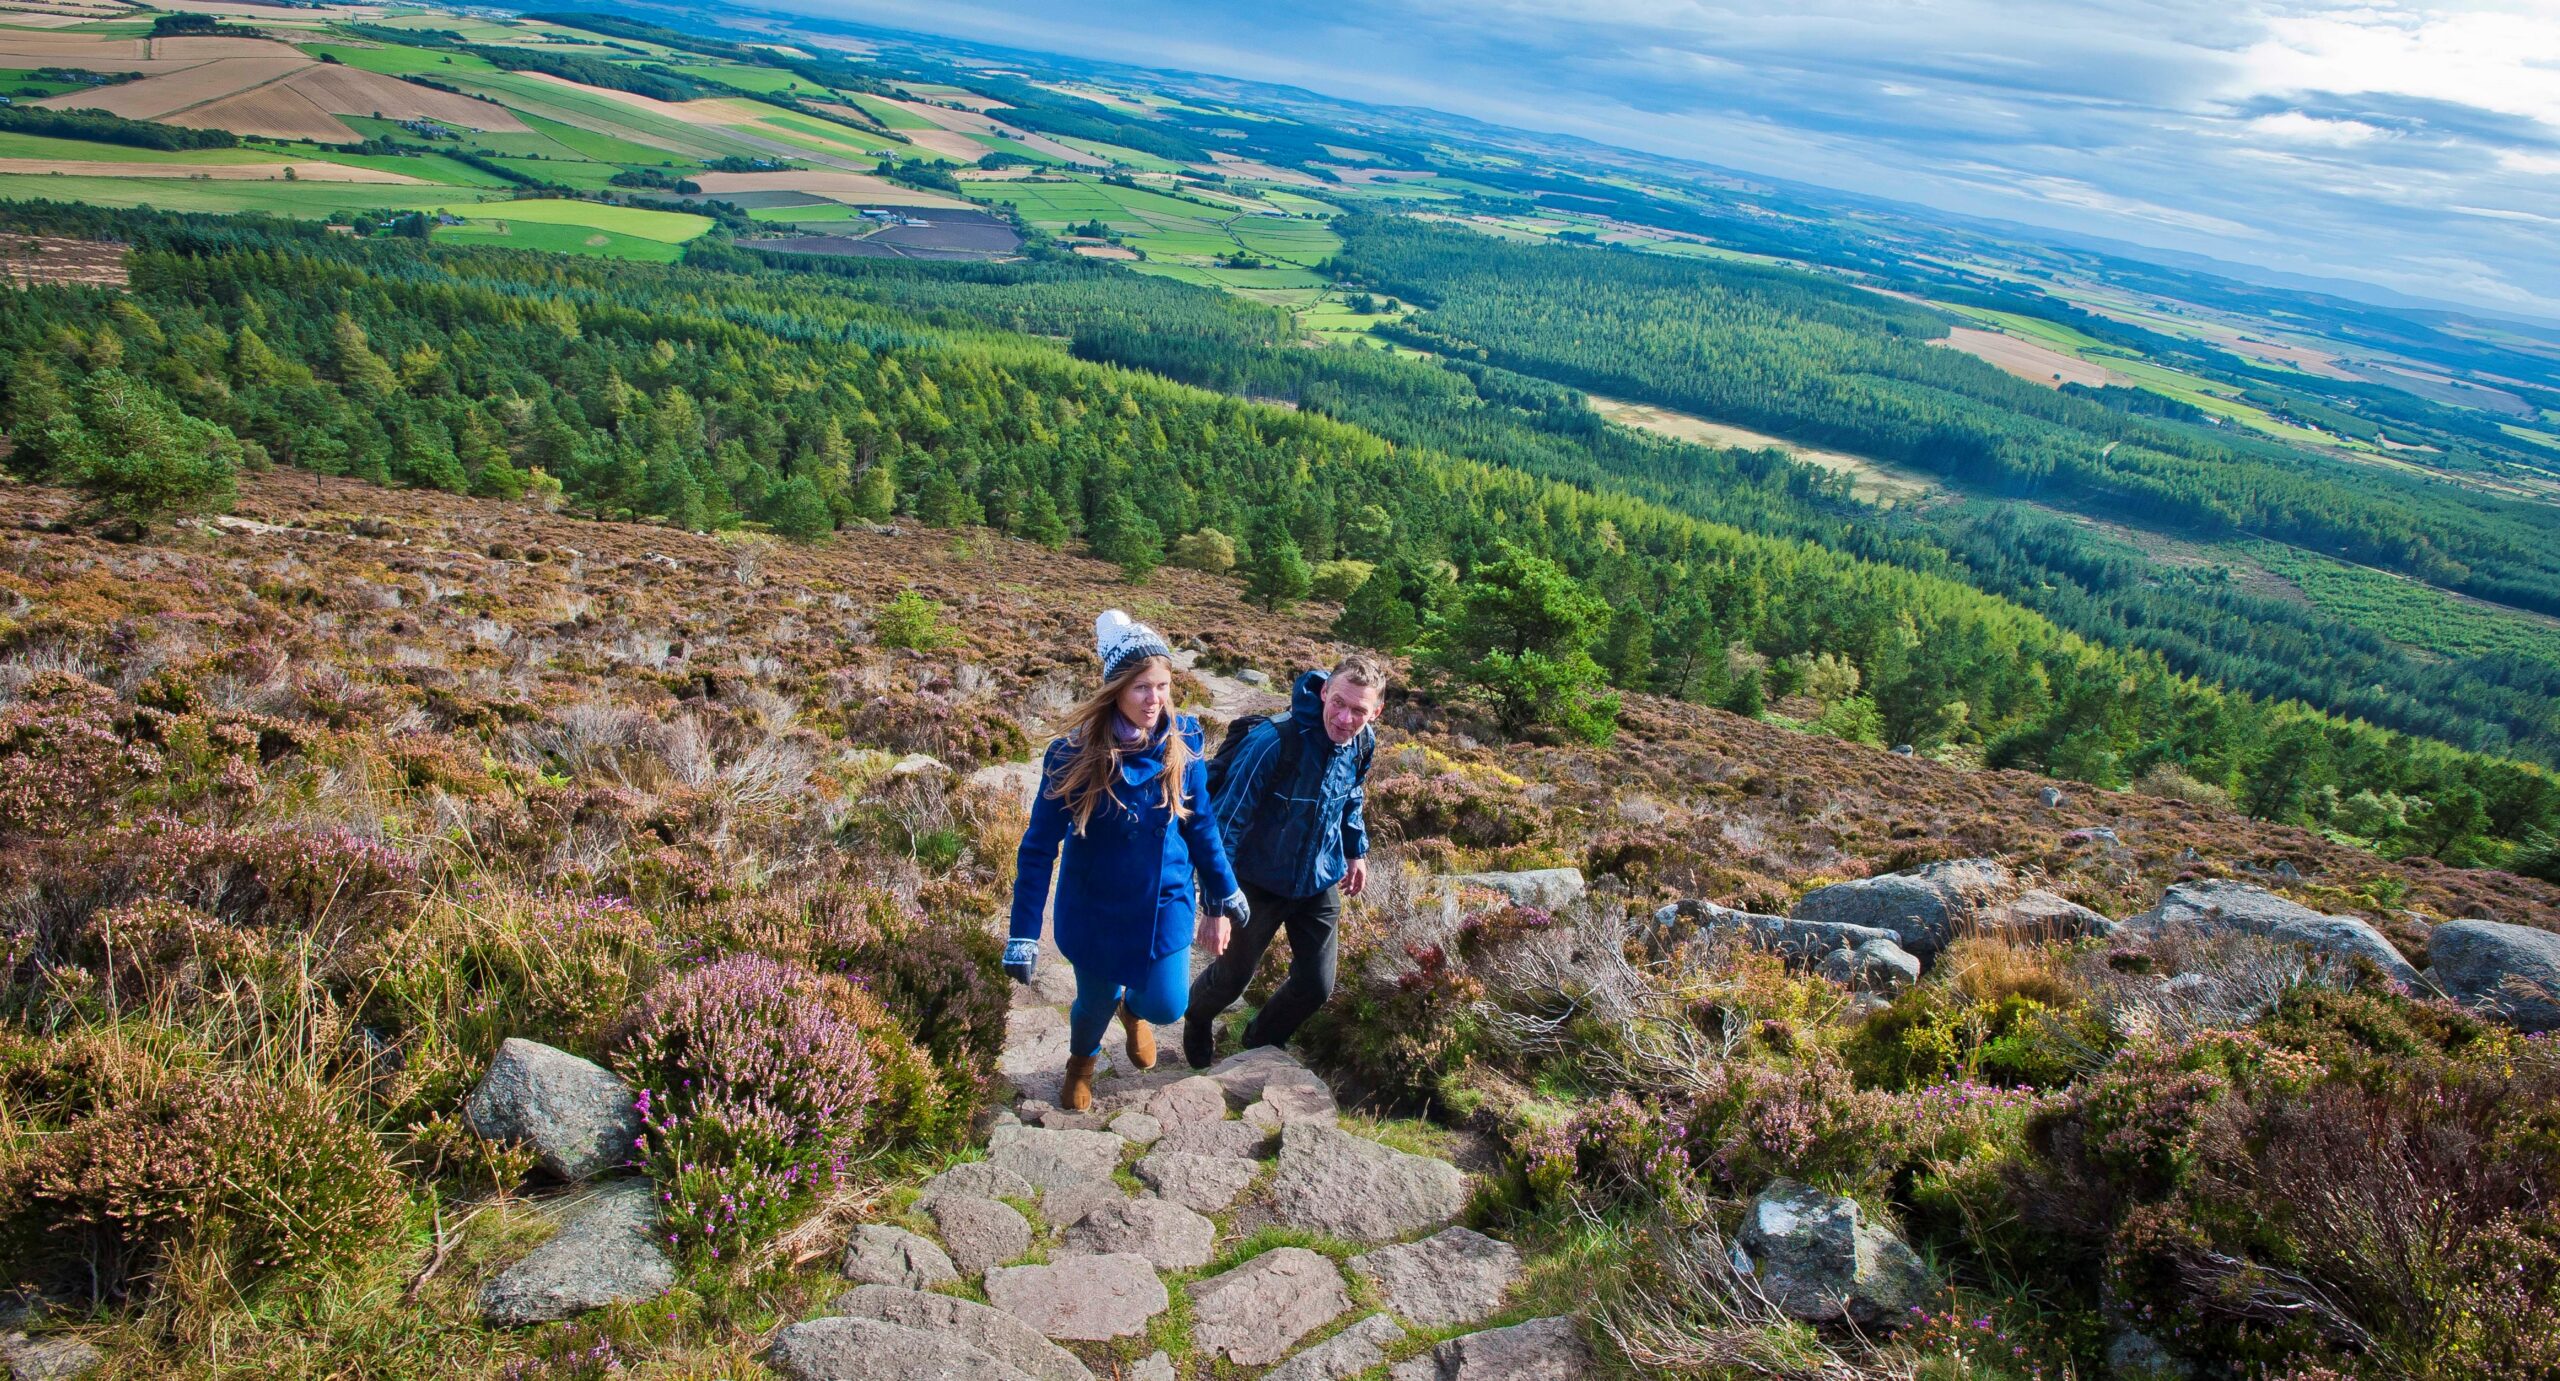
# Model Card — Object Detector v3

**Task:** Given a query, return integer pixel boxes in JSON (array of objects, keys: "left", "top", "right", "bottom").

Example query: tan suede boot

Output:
[
  {"left": 1121, "top": 1002, "right": 1157, "bottom": 1070},
  {"left": 1060, "top": 1054, "right": 1099, "bottom": 1112}
]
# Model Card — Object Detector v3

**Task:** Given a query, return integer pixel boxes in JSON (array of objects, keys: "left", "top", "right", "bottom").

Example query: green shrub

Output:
[
  {"left": 23, "top": 368, "right": 241, "bottom": 530},
  {"left": 1167, "top": 527, "right": 1236, "bottom": 573},
  {"left": 0, "top": 1072, "right": 399, "bottom": 1298},
  {"left": 873, "top": 590, "right": 958, "bottom": 650},
  {"left": 1308, "top": 558, "right": 1374, "bottom": 602}
]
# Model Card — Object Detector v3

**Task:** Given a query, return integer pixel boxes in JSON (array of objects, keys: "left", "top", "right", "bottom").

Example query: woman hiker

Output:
[{"left": 1003, "top": 611, "right": 1250, "bottom": 1112}]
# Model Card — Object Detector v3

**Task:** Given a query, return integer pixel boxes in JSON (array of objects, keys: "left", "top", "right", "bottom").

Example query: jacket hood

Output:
[{"left": 1290, "top": 669, "right": 1330, "bottom": 730}]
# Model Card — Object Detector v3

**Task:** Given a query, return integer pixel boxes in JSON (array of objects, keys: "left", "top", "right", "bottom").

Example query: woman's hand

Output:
[
  {"left": 1195, "top": 907, "right": 1230, "bottom": 958},
  {"left": 1002, "top": 937, "right": 1039, "bottom": 985}
]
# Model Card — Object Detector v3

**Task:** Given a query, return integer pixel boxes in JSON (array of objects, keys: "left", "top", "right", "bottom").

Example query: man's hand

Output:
[
  {"left": 1196, "top": 908, "right": 1230, "bottom": 957},
  {"left": 1344, "top": 857, "right": 1369, "bottom": 899},
  {"left": 1002, "top": 937, "right": 1039, "bottom": 985}
]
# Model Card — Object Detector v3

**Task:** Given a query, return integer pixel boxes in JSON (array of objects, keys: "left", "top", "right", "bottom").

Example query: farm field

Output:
[
  {"left": 0, "top": 171, "right": 498, "bottom": 213},
  {"left": 1586, "top": 392, "right": 1940, "bottom": 505},
  {"left": 1932, "top": 323, "right": 2114, "bottom": 388},
  {"left": 430, "top": 217, "right": 687, "bottom": 261},
  {"left": 436, "top": 197, "right": 708, "bottom": 243}
]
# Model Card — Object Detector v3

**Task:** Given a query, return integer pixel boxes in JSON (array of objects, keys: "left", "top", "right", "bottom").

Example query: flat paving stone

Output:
[
  {"left": 1145, "top": 1074, "right": 1231, "bottom": 1128},
  {"left": 1203, "top": 1046, "right": 1309, "bottom": 1103},
  {"left": 842, "top": 1225, "right": 957, "bottom": 1291},
  {"left": 926, "top": 1194, "right": 1032, "bottom": 1275},
  {"left": 1041, "top": 1178, "right": 1128, "bottom": 1231},
  {"left": 1269, "top": 1122, "right": 1466, "bottom": 1243},
  {"left": 1136, "top": 1149, "right": 1260, "bottom": 1213},
  {"left": 1111, "top": 1110, "right": 1163, "bottom": 1145},
  {"left": 1059, "top": 1196, "right": 1215, "bottom": 1270},
  {"left": 767, "top": 1315, "right": 1031, "bottom": 1381},
  {"left": 479, "top": 1181, "right": 675, "bottom": 1325},
  {"left": 920, "top": 1161, "right": 1035, "bottom": 1203},
  {"left": 986, "top": 1124, "right": 1124, "bottom": 1192},
  {"left": 1151, "top": 1117, "right": 1269, "bottom": 1159},
  {"left": 825, "top": 1284, "right": 1095, "bottom": 1381},
  {"left": 1189, "top": 1247, "right": 1352, "bottom": 1366},
  {"left": 1351, "top": 1227, "right": 1523, "bottom": 1329},
  {"left": 1388, "top": 1316, "right": 1593, "bottom": 1380},
  {"left": 984, "top": 1253, "right": 1167, "bottom": 1341},
  {"left": 1263, "top": 1314, "right": 1407, "bottom": 1381}
]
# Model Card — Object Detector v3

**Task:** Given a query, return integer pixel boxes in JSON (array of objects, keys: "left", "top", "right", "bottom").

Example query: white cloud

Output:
[
  {"left": 2244, "top": 110, "right": 2383, "bottom": 145},
  {"left": 2234, "top": 5, "right": 2560, "bottom": 132}
]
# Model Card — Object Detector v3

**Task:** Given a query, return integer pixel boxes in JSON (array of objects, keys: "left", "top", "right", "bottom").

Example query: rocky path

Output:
[
  {"left": 764, "top": 1002, "right": 1589, "bottom": 1380},
  {"left": 771, "top": 657, "right": 1593, "bottom": 1378}
]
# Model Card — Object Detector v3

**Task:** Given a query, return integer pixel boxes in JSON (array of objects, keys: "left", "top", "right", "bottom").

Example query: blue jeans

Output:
[{"left": 1068, "top": 947, "right": 1191, "bottom": 1058}]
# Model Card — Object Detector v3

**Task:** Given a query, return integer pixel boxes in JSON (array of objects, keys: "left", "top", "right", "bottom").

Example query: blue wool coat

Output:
[{"left": 1009, "top": 714, "right": 1239, "bottom": 984}]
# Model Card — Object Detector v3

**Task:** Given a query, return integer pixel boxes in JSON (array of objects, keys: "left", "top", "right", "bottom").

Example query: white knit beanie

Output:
[{"left": 1095, "top": 609, "right": 1172, "bottom": 682}]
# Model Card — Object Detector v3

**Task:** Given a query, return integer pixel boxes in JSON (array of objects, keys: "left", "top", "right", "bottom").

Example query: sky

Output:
[{"left": 779, "top": 0, "right": 2560, "bottom": 322}]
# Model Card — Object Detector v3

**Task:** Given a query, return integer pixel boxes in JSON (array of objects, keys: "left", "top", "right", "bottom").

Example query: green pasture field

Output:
[
  {"left": 1256, "top": 189, "right": 1344, "bottom": 217},
  {"left": 662, "top": 61, "right": 824, "bottom": 97},
  {"left": 432, "top": 218, "right": 686, "bottom": 261},
  {"left": 0, "top": 131, "right": 276, "bottom": 165},
  {"left": 747, "top": 201, "right": 867, "bottom": 222},
  {"left": 0, "top": 69, "right": 117, "bottom": 98},
  {"left": 840, "top": 93, "right": 933, "bottom": 130},
  {"left": 746, "top": 113, "right": 901, "bottom": 159},
  {"left": 330, "top": 115, "right": 601, "bottom": 165},
  {"left": 445, "top": 70, "right": 754, "bottom": 164},
  {"left": 0, "top": 173, "right": 502, "bottom": 216},
  {"left": 1048, "top": 136, "right": 1180, "bottom": 172},
  {"left": 303, "top": 150, "right": 519, "bottom": 188},
  {"left": 482, "top": 156, "right": 624, "bottom": 190},
  {"left": 444, "top": 197, "right": 709, "bottom": 242},
  {"left": 297, "top": 42, "right": 505, "bottom": 78},
  {"left": 2499, "top": 423, "right": 2560, "bottom": 454}
]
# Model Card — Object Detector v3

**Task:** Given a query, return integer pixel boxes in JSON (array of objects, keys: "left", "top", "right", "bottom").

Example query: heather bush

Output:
[
  {"left": 0, "top": 673, "right": 162, "bottom": 836},
  {"left": 364, "top": 892, "right": 661, "bottom": 1117},
  {"left": 695, "top": 882, "right": 1004, "bottom": 1116},
  {"left": 113, "top": 820, "right": 420, "bottom": 937},
  {"left": 1367, "top": 761, "right": 1546, "bottom": 849},
  {"left": 73, "top": 897, "right": 278, "bottom": 1007},
  {"left": 613, "top": 954, "right": 877, "bottom": 1262},
  {"left": 0, "top": 1071, "right": 398, "bottom": 1301},
  {"left": 837, "top": 692, "right": 1028, "bottom": 770},
  {"left": 1845, "top": 985, "right": 2103, "bottom": 1092}
]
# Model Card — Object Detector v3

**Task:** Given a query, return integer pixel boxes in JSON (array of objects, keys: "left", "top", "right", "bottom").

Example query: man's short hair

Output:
[{"left": 1330, "top": 652, "right": 1392, "bottom": 693}]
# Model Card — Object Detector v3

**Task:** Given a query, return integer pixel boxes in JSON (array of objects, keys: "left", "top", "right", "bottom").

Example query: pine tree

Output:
[
  {"left": 1245, "top": 531, "right": 1312, "bottom": 612},
  {"left": 1429, "top": 545, "right": 1619, "bottom": 744},
  {"left": 1335, "top": 562, "right": 1420, "bottom": 650},
  {"left": 1088, "top": 493, "right": 1163, "bottom": 581}
]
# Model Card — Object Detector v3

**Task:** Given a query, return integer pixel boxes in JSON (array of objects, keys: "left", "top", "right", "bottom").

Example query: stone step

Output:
[
  {"left": 768, "top": 1315, "right": 1033, "bottom": 1381},
  {"left": 821, "top": 1284, "right": 1094, "bottom": 1381}
]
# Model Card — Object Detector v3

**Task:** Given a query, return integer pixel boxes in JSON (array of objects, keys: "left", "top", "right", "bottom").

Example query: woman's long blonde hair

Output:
[{"left": 1048, "top": 654, "right": 1190, "bottom": 833}]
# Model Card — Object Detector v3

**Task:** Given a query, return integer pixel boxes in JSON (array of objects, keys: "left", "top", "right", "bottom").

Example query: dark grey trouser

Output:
[{"left": 1187, "top": 881, "right": 1341, "bottom": 1049}]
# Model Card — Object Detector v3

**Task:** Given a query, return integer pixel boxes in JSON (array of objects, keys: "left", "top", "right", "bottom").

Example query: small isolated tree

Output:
[
  {"left": 1428, "top": 545, "right": 1619, "bottom": 745},
  {"left": 1168, "top": 527, "right": 1237, "bottom": 574},
  {"left": 1813, "top": 694, "right": 1886, "bottom": 746},
  {"left": 874, "top": 590, "right": 958, "bottom": 651},
  {"left": 764, "top": 475, "right": 833, "bottom": 542},
  {"left": 29, "top": 368, "right": 239, "bottom": 530}
]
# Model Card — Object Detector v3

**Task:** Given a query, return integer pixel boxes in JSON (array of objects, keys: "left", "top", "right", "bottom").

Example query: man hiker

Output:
[{"left": 1184, "top": 652, "right": 1390, "bottom": 1069}]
